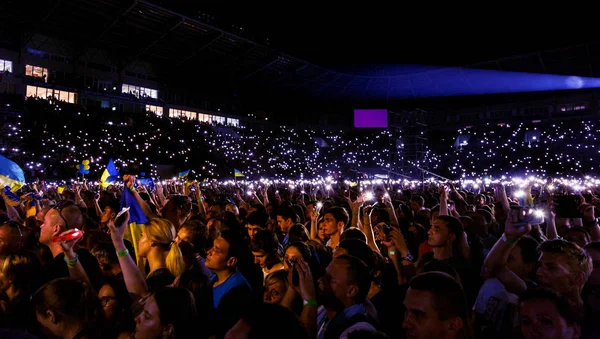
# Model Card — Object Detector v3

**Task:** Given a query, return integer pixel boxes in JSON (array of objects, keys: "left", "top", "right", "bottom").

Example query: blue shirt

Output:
[{"left": 211, "top": 271, "right": 252, "bottom": 309}]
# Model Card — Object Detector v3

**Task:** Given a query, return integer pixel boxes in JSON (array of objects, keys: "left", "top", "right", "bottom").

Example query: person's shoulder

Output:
[{"left": 340, "top": 322, "right": 377, "bottom": 339}]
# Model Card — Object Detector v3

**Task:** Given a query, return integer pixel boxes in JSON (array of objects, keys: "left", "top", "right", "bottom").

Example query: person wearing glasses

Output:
[{"left": 39, "top": 200, "right": 104, "bottom": 291}]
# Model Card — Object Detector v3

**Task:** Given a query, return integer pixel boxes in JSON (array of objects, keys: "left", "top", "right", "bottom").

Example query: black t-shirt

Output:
[
  {"left": 46, "top": 248, "right": 104, "bottom": 292},
  {"left": 146, "top": 268, "right": 175, "bottom": 293}
]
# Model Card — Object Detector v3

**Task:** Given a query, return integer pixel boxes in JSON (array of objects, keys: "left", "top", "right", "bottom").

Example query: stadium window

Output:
[
  {"left": 25, "top": 85, "right": 76, "bottom": 103},
  {"left": 169, "top": 108, "right": 181, "bottom": 118},
  {"left": 0, "top": 59, "right": 12, "bottom": 73},
  {"left": 122, "top": 83, "right": 158, "bottom": 99},
  {"left": 146, "top": 104, "right": 163, "bottom": 116},
  {"left": 25, "top": 65, "right": 48, "bottom": 82}
]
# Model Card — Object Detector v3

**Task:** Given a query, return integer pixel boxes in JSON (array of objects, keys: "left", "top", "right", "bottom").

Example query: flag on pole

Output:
[
  {"left": 100, "top": 158, "right": 120, "bottom": 188},
  {"left": 234, "top": 169, "right": 244, "bottom": 177}
]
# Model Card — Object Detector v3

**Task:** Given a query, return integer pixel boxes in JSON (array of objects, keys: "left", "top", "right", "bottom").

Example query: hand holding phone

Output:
[{"left": 114, "top": 207, "right": 130, "bottom": 227}]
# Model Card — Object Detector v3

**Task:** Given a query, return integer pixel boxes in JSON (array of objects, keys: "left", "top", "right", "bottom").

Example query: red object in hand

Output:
[{"left": 53, "top": 229, "right": 84, "bottom": 242}]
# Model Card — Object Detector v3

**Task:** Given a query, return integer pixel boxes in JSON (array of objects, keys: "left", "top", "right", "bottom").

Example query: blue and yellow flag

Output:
[
  {"left": 0, "top": 155, "right": 25, "bottom": 192},
  {"left": 100, "top": 158, "right": 120, "bottom": 188},
  {"left": 234, "top": 169, "right": 244, "bottom": 178},
  {"left": 178, "top": 169, "right": 190, "bottom": 178}
]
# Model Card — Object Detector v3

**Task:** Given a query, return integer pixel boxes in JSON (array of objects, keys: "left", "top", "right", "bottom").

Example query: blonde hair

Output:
[
  {"left": 145, "top": 218, "right": 186, "bottom": 277},
  {"left": 539, "top": 239, "right": 593, "bottom": 281}
]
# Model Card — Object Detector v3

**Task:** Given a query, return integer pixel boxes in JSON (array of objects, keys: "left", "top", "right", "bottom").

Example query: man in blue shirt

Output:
[{"left": 206, "top": 229, "right": 253, "bottom": 337}]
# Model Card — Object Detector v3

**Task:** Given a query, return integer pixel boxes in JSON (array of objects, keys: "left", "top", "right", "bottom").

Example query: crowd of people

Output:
[
  {"left": 4, "top": 97, "right": 598, "bottom": 183},
  {"left": 0, "top": 172, "right": 599, "bottom": 338}
]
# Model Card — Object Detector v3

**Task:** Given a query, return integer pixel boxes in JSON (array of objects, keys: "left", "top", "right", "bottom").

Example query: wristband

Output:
[
  {"left": 64, "top": 253, "right": 78, "bottom": 267},
  {"left": 303, "top": 299, "right": 318, "bottom": 307},
  {"left": 388, "top": 250, "right": 396, "bottom": 256},
  {"left": 116, "top": 249, "right": 129, "bottom": 257},
  {"left": 501, "top": 233, "right": 516, "bottom": 245},
  {"left": 129, "top": 186, "right": 136, "bottom": 193}
]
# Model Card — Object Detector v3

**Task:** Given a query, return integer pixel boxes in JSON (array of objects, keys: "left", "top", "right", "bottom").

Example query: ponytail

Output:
[{"left": 166, "top": 242, "right": 186, "bottom": 277}]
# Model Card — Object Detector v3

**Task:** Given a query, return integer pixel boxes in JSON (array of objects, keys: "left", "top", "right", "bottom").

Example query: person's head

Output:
[
  {"left": 138, "top": 218, "right": 186, "bottom": 277},
  {"left": 134, "top": 287, "right": 198, "bottom": 339},
  {"left": 305, "top": 201, "right": 317, "bottom": 220},
  {"left": 519, "top": 288, "right": 582, "bottom": 339},
  {"left": 410, "top": 196, "right": 424, "bottom": 213},
  {"left": 288, "top": 223, "right": 310, "bottom": 243},
  {"left": 98, "top": 277, "right": 134, "bottom": 333},
  {"left": 563, "top": 227, "right": 591, "bottom": 249},
  {"left": 225, "top": 303, "right": 308, "bottom": 339},
  {"left": 537, "top": 239, "right": 592, "bottom": 296},
  {"left": 160, "top": 195, "right": 192, "bottom": 227},
  {"left": 250, "top": 229, "right": 283, "bottom": 270},
  {"left": 427, "top": 215, "right": 463, "bottom": 249},
  {"left": 99, "top": 198, "right": 120, "bottom": 224},
  {"left": 206, "top": 203, "right": 223, "bottom": 221},
  {"left": 0, "top": 221, "right": 25, "bottom": 255},
  {"left": 472, "top": 209, "right": 493, "bottom": 238},
  {"left": 39, "top": 201, "right": 83, "bottom": 245},
  {"left": 322, "top": 207, "right": 349, "bottom": 238},
  {"left": 403, "top": 272, "right": 469, "bottom": 339},
  {"left": 205, "top": 229, "right": 246, "bottom": 273},
  {"left": 32, "top": 278, "right": 103, "bottom": 338},
  {"left": 246, "top": 211, "right": 268, "bottom": 240},
  {"left": 176, "top": 220, "right": 208, "bottom": 255},
  {"left": 318, "top": 254, "right": 371, "bottom": 311},
  {"left": 91, "top": 242, "right": 122, "bottom": 278},
  {"left": 283, "top": 241, "right": 312, "bottom": 269},
  {"left": 276, "top": 207, "right": 297, "bottom": 234},
  {"left": 263, "top": 269, "right": 289, "bottom": 305},
  {"left": 0, "top": 251, "right": 40, "bottom": 298},
  {"left": 507, "top": 236, "right": 539, "bottom": 281},
  {"left": 339, "top": 227, "right": 367, "bottom": 243}
]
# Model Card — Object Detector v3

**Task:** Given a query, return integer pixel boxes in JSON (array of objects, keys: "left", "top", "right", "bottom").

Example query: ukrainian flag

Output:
[
  {"left": 178, "top": 169, "right": 190, "bottom": 178},
  {"left": 234, "top": 169, "right": 244, "bottom": 177},
  {"left": 0, "top": 155, "right": 25, "bottom": 192},
  {"left": 100, "top": 158, "right": 120, "bottom": 188}
]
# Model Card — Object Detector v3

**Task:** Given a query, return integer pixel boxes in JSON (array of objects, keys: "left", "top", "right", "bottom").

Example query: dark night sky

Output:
[{"left": 181, "top": 3, "right": 597, "bottom": 68}]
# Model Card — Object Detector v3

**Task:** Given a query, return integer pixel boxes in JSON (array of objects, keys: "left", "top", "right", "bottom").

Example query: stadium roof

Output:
[{"left": 1, "top": 0, "right": 599, "bottom": 101}]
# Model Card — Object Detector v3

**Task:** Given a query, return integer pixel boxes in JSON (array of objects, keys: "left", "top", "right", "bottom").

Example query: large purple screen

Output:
[{"left": 354, "top": 109, "right": 388, "bottom": 128}]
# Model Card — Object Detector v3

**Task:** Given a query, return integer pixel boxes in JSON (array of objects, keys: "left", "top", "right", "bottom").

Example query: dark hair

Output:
[
  {"left": 334, "top": 254, "right": 372, "bottom": 303},
  {"left": 288, "top": 224, "right": 310, "bottom": 243},
  {"left": 337, "top": 239, "right": 374, "bottom": 269},
  {"left": 246, "top": 211, "right": 269, "bottom": 228},
  {"left": 436, "top": 215, "right": 464, "bottom": 242},
  {"left": 516, "top": 236, "right": 540, "bottom": 265},
  {"left": 180, "top": 220, "right": 209, "bottom": 255},
  {"left": 220, "top": 229, "right": 248, "bottom": 267},
  {"left": 168, "top": 195, "right": 192, "bottom": 216},
  {"left": 323, "top": 207, "right": 350, "bottom": 228},
  {"left": 251, "top": 229, "right": 283, "bottom": 269},
  {"left": 520, "top": 288, "right": 582, "bottom": 326},
  {"left": 408, "top": 272, "right": 468, "bottom": 322},
  {"left": 340, "top": 227, "right": 367, "bottom": 243},
  {"left": 32, "top": 278, "right": 104, "bottom": 335},
  {"left": 276, "top": 206, "right": 297, "bottom": 222},
  {"left": 154, "top": 287, "right": 198, "bottom": 339},
  {"left": 102, "top": 277, "right": 134, "bottom": 334}
]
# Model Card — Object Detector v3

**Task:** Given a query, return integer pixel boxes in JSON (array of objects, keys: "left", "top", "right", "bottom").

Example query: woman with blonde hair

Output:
[{"left": 138, "top": 218, "right": 186, "bottom": 291}]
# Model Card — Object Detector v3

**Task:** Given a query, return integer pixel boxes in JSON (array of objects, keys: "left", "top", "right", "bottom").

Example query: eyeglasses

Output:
[
  {"left": 99, "top": 296, "right": 117, "bottom": 307},
  {"left": 51, "top": 200, "right": 76, "bottom": 229},
  {"left": 1, "top": 220, "right": 23, "bottom": 243}
]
